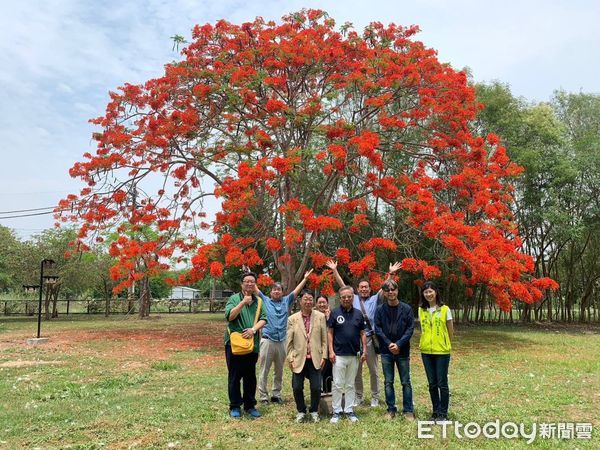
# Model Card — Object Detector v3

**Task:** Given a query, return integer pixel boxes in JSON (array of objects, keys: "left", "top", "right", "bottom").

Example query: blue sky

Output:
[{"left": 1, "top": 0, "right": 599, "bottom": 239}]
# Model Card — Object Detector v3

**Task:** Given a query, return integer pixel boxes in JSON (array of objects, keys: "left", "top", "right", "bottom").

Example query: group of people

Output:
[{"left": 223, "top": 261, "right": 454, "bottom": 424}]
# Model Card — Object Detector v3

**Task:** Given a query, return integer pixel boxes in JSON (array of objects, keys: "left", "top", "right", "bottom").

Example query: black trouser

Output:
[
  {"left": 292, "top": 360, "right": 322, "bottom": 413},
  {"left": 225, "top": 345, "right": 259, "bottom": 411},
  {"left": 321, "top": 359, "right": 333, "bottom": 393}
]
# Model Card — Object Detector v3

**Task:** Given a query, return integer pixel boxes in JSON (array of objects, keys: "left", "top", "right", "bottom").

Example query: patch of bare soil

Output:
[
  {"left": 1, "top": 321, "right": 225, "bottom": 361},
  {"left": 0, "top": 360, "right": 66, "bottom": 368}
]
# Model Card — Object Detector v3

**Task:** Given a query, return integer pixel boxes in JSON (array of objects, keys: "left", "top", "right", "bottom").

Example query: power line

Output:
[
  {"left": 0, "top": 206, "right": 57, "bottom": 214},
  {"left": 0, "top": 210, "right": 68, "bottom": 219}
]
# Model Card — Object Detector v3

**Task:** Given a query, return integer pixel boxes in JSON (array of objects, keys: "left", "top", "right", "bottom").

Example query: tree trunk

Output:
[
  {"left": 138, "top": 276, "right": 151, "bottom": 319},
  {"left": 44, "top": 285, "right": 52, "bottom": 320},
  {"left": 579, "top": 275, "right": 599, "bottom": 322},
  {"left": 128, "top": 281, "right": 136, "bottom": 313},
  {"left": 103, "top": 278, "right": 111, "bottom": 317},
  {"left": 51, "top": 283, "right": 60, "bottom": 318}
]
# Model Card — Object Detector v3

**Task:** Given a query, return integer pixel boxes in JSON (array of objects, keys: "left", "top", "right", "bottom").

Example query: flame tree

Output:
[{"left": 59, "top": 10, "right": 557, "bottom": 311}]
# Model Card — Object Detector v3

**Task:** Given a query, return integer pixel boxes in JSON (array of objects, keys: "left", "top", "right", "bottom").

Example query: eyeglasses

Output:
[{"left": 382, "top": 287, "right": 397, "bottom": 292}]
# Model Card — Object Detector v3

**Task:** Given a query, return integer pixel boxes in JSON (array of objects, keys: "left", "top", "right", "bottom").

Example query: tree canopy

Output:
[{"left": 59, "top": 10, "right": 557, "bottom": 311}]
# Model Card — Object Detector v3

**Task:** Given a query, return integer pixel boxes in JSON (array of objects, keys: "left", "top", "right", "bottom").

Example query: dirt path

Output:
[{"left": 0, "top": 321, "right": 225, "bottom": 361}]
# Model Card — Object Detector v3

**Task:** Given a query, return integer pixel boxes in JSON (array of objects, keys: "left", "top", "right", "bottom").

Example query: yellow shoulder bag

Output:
[{"left": 229, "top": 296, "right": 262, "bottom": 355}]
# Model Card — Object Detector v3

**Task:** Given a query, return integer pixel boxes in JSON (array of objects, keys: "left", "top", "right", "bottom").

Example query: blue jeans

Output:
[
  {"left": 380, "top": 353, "right": 413, "bottom": 413},
  {"left": 421, "top": 354, "right": 450, "bottom": 416}
]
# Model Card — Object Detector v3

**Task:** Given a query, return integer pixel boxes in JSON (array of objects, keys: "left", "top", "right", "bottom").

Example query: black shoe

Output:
[
  {"left": 435, "top": 414, "right": 450, "bottom": 424},
  {"left": 270, "top": 397, "right": 283, "bottom": 404}
]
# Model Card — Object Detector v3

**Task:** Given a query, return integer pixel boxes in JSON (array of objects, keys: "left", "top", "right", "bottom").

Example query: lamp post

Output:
[{"left": 24, "top": 259, "right": 58, "bottom": 345}]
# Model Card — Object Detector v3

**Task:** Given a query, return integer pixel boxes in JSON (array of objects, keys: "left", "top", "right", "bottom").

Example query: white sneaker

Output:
[
  {"left": 330, "top": 413, "right": 341, "bottom": 424},
  {"left": 347, "top": 412, "right": 359, "bottom": 423},
  {"left": 353, "top": 399, "right": 364, "bottom": 407},
  {"left": 310, "top": 412, "right": 320, "bottom": 423},
  {"left": 295, "top": 412, "right": 306, "bottom": 423},
  {"left": 371, "top": 398, "right": 379, "bottom": 407}
]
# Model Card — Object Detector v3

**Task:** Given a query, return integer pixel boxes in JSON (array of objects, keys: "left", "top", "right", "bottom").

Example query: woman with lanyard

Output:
[
  {"left": 418, "top": 281, "right": 454, "bottom": 422},
  {"left": 315, "top": 294, "right": 333, "bottom": 393}
]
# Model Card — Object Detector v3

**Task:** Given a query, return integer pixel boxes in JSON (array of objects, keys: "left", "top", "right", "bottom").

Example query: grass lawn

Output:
[{"left": 0, "top": 314, "right": 598, "bottom": 449}]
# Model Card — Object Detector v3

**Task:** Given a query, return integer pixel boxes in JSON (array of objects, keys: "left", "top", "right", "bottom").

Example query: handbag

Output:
[
  {"left": 359, "top": 299, "right": 381, "bottom": 354},
  {"left": 228, "top": 295, "right": 262, "bottom": 355}
]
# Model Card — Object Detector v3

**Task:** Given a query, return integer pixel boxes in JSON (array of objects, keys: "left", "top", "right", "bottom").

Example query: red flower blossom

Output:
[
  {"left": 266, "top": 237, "right": 282, "bottom": 252},
  {"left": 210, "top": 261, "right": 224, "bottom": 278}
]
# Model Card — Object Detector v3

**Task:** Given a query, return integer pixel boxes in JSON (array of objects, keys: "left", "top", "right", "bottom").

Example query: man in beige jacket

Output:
[{"left": 286, "top": 290, "right": 328, "bottom": 422}]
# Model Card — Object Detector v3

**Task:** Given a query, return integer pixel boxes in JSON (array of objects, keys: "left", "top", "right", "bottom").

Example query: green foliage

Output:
[
  {"left": 0, "top": 226, "right": 26, "bottom": 291},
  {"left": 151, "top": 360, "right": 181, "bottom": 371},
  {"left": 475, "top": 83, "right": 600, "bottom": 319},
  {"left": 149, "top": 275, "right": 171, "bottom": 299}
]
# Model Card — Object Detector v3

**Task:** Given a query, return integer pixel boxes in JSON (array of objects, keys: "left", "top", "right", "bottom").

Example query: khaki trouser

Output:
[
  {"left": 258, "top": 338, "right": 286, "bottom": 401},
  {"left": 354, "top": 335, "right": 380, "bottom": 402}
]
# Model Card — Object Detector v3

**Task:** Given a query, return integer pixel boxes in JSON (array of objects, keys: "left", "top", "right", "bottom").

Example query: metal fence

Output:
[{"left": 1, "top": 297, "right": 229, "bottom": 316}]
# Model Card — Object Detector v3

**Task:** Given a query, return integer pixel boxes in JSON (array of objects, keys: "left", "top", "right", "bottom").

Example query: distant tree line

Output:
[{"left": 472, "top": 85, "right": 599, "bottom": 322}]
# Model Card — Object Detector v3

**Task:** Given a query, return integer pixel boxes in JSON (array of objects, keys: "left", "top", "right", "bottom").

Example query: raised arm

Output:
[
  {"left": 254, "top": 284, "right": 267, "bottom": 300},
  {"left": 325, "top": 260, "right": 345, "bottom": 288},
  {"left": 387, "top": 261, "right": 402, "bottom": 279},
  {"left": 227, "top": 294, "right": 252, "bottom": 321},
  {"left": 374, "top": 261, "right": 402, "bottom": 297},
  {"left": 291, "top": 269, "right": 314, "bottom": 298}
]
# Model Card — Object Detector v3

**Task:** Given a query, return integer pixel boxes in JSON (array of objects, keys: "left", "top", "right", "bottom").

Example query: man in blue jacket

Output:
[{"left": 374, "top": 279, "right": 415, "bottom": 419}]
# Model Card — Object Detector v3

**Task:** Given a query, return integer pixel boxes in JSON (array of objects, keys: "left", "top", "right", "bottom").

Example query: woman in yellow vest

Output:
[{"left": 418, "top": 281, "right": 454, "bottom": 422}]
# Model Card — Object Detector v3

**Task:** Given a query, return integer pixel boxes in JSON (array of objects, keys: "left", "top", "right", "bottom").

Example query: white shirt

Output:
[{"left": 428, "top": 305, "right": 453, "bottom": 320}]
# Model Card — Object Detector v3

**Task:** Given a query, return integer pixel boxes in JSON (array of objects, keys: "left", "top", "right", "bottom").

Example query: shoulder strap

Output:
[
  {"left": 253, "top": 296, "right": 262, "bottom": 326},
  {"left": 359, "top": 298, "right": 374, "bottom": 331},
  {"left": 227, "top": 295, "right": 262, "bottom": 333}
]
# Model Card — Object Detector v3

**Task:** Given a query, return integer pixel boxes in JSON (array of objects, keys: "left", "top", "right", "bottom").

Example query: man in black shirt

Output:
[{"left": 327, "top": 285, "right": 367, "bottom": 423}]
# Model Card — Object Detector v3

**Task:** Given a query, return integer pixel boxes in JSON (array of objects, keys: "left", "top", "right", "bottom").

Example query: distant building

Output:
[
  {"left": 170, "top": 286, "right": 201, "bottom": 300},
  {"left": 169, "top": 285, "right": 234, "bottom": 300}
]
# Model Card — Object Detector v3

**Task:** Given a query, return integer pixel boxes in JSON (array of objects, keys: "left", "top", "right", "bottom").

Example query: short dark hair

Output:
[
  {"left": 271, "top": 282, "right": 283, "bottom": 290},
  {"left": 300, "top": 289, "right": 313, "bottom": 298},
  {"left": 316, "top": 294, "right": 328, "bottom": 302},
  {"left": 381, "top": 279, "right": 398, "bottom": 291},
  {"left": 419, "top": 281, "right": 444, "bottom": 309},
  {"left": 240, "top": 271, "right": 257, "bottom": 283}
]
